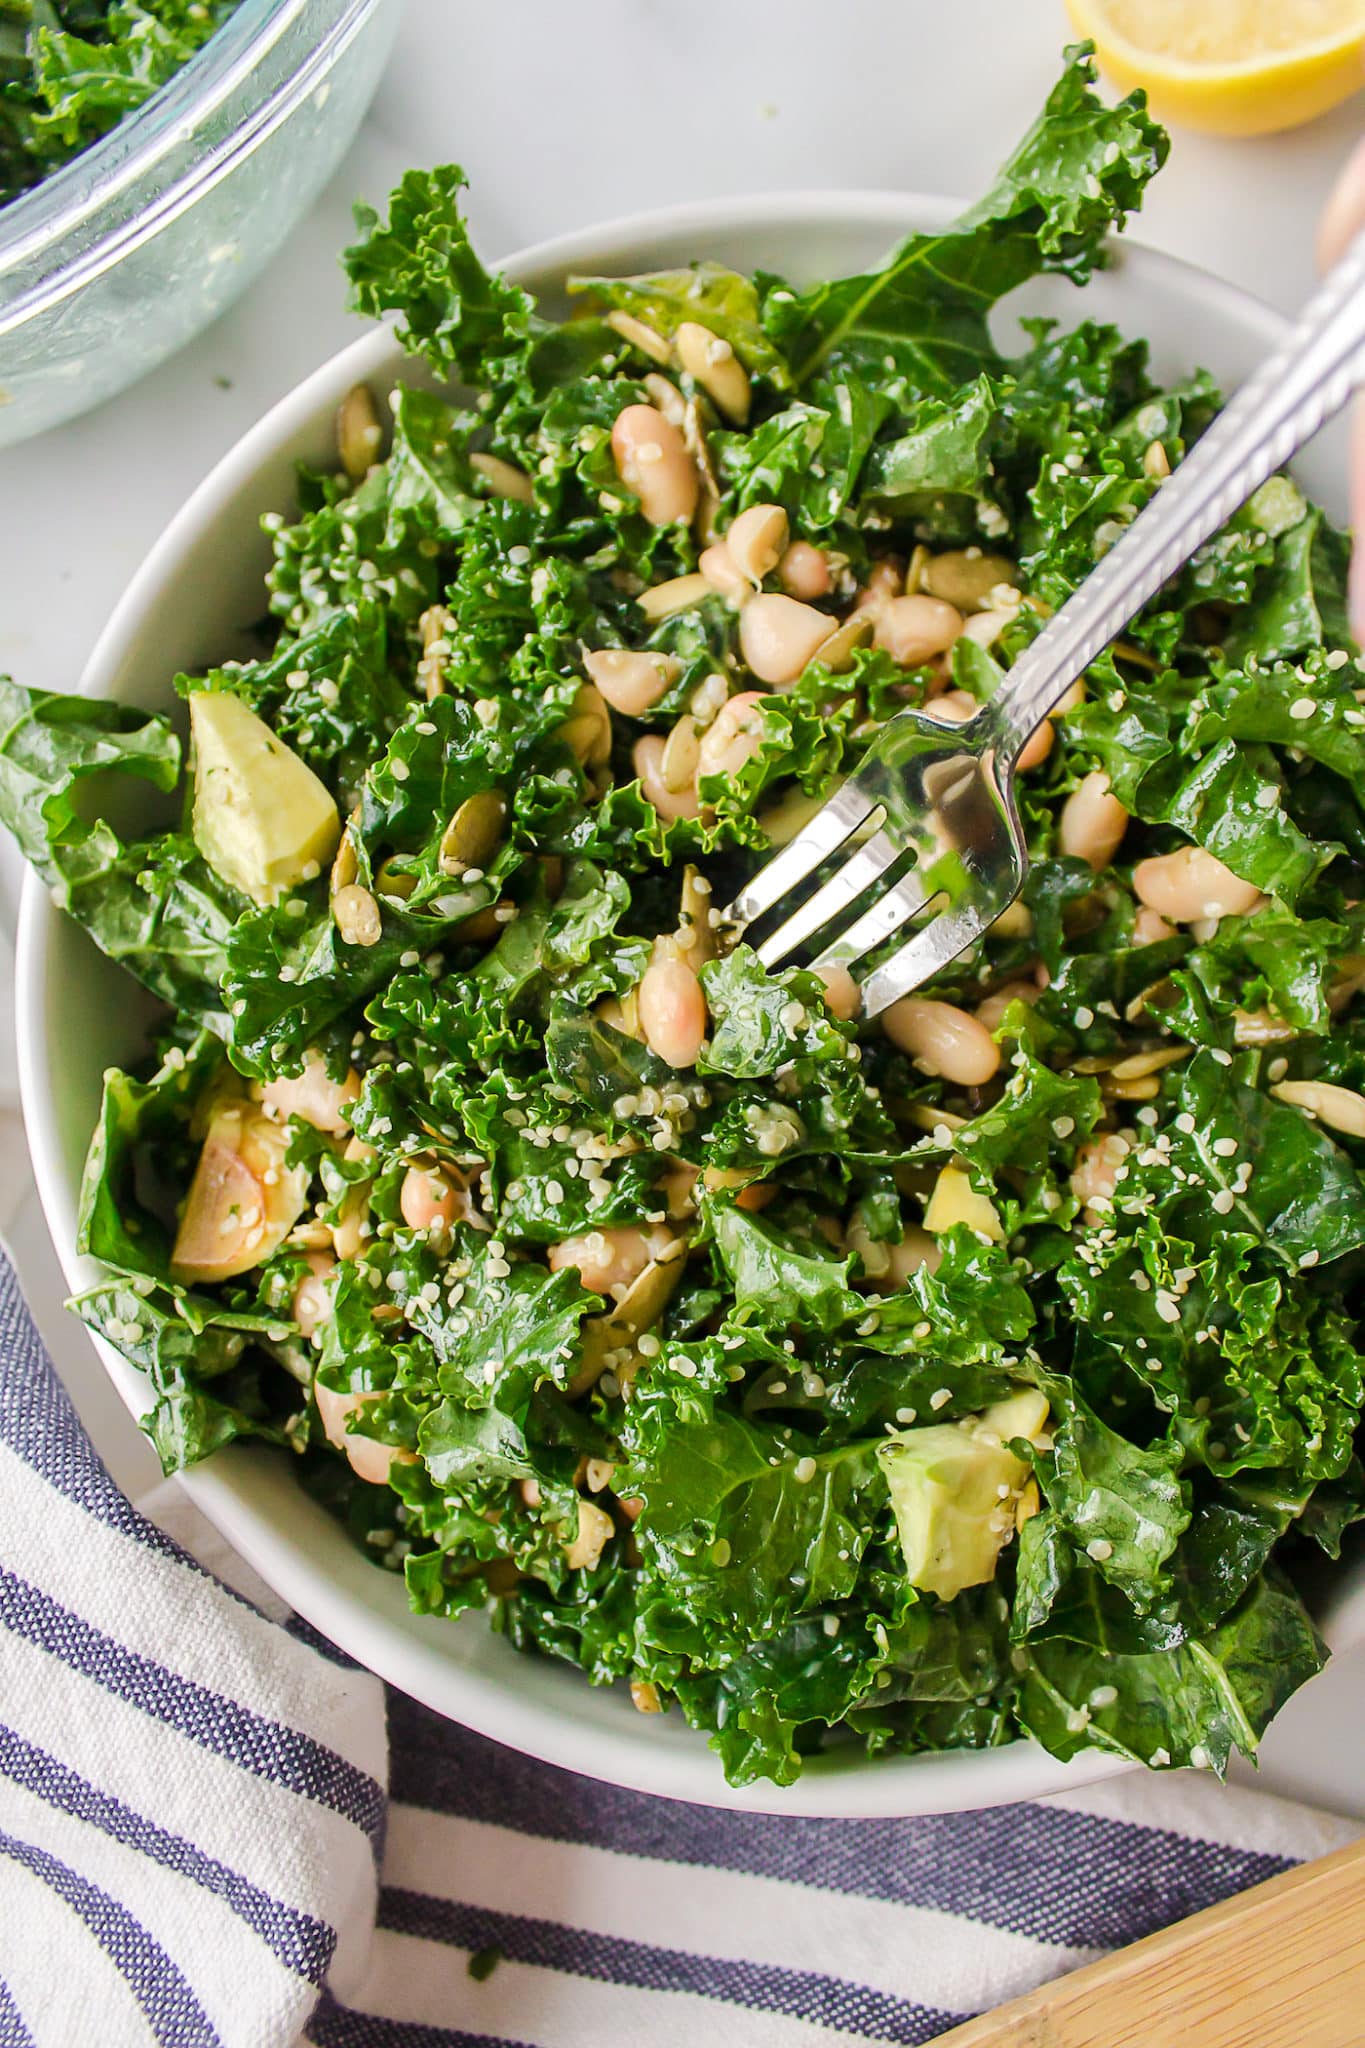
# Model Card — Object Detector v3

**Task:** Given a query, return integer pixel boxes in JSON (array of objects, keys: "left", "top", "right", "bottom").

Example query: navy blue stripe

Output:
[
  {"left": 0, "top": 1981, "right": 35, "bottom": 2048},
  {"left": 0, "top": 1826, "right": 219, "bottom": 2047},
  {"left": 0, "top": 1721, "right": 335, "bottom": 1984},
  {"left": 0, "top": 1567, "right": 384, "bottom": 1847},
  {"left": 285, "top": 1613, "right": 360, "bottom": 1669},
  {"left": 0, "top": 1262, "right": 279, "bottom": 1635},
  {"left": 378, "top": 1887, "right": 959, "bottom": 2046},
  {"left": 385, "top": 1696, "right": 1292, "bottom": 1952},
  {"left": 307, "top": 1996, "right": 525, "bottom": 2048}
]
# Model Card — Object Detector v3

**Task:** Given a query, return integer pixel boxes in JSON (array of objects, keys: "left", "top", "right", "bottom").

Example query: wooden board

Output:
[{"left": 934, "top": 1834, "right": 1365, "bottom": 2048}]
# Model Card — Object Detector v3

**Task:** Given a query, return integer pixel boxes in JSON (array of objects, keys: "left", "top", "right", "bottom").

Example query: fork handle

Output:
[{"left": 986, "top": 226, "right": 1365, "bottom": 765}]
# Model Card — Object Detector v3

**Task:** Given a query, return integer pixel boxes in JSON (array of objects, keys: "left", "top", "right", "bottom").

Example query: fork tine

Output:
[
  {"left": 755, "top": 827, "right": 904, "bottom": 969},
  {"left": 723, "top": 779, "right": 879, "bottom": 932},
  {"left": 813, "top": 868, "right": 934, "bottom": 974},
  {"left": 857, "top": 899, "right": 995, "bottom": 1018}
]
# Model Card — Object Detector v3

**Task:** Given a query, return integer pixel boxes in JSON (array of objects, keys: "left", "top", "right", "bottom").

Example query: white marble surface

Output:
[{"left": 1, "top": 0, "right": 1363, "bottom": 1815}]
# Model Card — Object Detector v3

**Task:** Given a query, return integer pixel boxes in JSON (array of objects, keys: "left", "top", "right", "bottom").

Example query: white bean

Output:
[
  {"left": 313, "top": 1380, "right": 415, "bottom": 1486},
  {"left": 1132, "top": 846, "right": 1264, "bottom": 922},
  {"left": 739, "top": 594, "right": 832, "bottom": 685},
  {"left": 400, "top": 1164, "right": 461, "bottom": 1233},
  {"left": 883, "top": 997, "right": 1001, "bottom": 1086},
  {"left": 780, "top": 541, "right": 832, "bottom": 600},
  {"left": 1017, "top": 719, "right": 1054, "bottom": 772},
  {"left": 583, "top": 648, "right": 681, "bottom": 716},
  {"left": 725, "top": 503, "right": 789, "bottom": 584},
  {"left": 855, "top": 559, "right": 904, "bottom": 614},
  {"left": 696, "top": 691, "right": 768, "bottom": 783},
  {"left": 634, "top": 734, "right": 700, "bottom": 820},
  {"left": 638, "top": 954, "right": 708, "bottom": 1067},
  {"left": 262, "top": 1052, "right": 361, "bottom": 1136},
  {"left": 611, "top": 403, "right": 698, "bottom": 526},
  {"left": 924, "top": 689, "right": 977, "bottom": 725},
  {"left": 698, "top": 542, "right": 752, "bottom": 603},
  {"left": 549, "top": 1223, "right": 677, "bottom": 1296},
  {"left": 1070, "top": 1133, "right": 1131, "bottom": 1212},
  {"left": 962, "top": 606, "right": 1018, "bottom": 651},
  {"left": 873, "top": 595, "right": 964, "bottom": 668},
  {"left": 1059, "top": 772, "right": 1128, "bottom": 871},
  {"left": 973, "top": 980, "right": 1041, "bottom": 1034},
  {"left": 814, "top": 963, "right": 861, "bottom": 1021},
  {"left": 1131, "top": 905, "right": 1175, "bottom": 946}
]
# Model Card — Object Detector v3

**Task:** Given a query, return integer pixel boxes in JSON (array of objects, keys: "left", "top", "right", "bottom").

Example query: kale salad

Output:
[
  {"left": 0, "top": 0, "right": 239, "bottom": 208},
  {"left": 6, "top": 47, "right": 1365, "bottom": 1789}
]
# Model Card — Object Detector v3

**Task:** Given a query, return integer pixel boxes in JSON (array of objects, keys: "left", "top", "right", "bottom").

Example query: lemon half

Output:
[{"left": 1066, "top": 0, "right": 1365, "bottom": 134}]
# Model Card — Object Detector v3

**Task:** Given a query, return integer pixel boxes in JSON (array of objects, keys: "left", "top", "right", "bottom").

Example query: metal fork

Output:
[{"left": 722, "top": 227, "right": 1365, "bottom": 1018}]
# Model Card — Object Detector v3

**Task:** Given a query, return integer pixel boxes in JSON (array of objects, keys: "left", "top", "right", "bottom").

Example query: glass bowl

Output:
[{"left": 0, "top": 0, "right": 399, "bottom": 446}]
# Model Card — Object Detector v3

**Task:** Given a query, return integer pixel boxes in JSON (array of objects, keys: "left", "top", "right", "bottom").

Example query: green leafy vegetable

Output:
[
  {"left": 0, "top": 0, "right": 240, "bottom": 209},
  {"left": 8, "top": 51, "right": 1363, "bottom": 1791}
]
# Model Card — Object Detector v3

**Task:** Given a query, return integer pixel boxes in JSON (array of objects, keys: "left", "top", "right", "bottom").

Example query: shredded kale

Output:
[{"left": 5, "top": 45, "right": 1363, "bottom": 1789}]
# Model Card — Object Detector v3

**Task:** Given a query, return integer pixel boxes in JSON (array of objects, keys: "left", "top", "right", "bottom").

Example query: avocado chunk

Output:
[
  {"left": 878, "top": 1390, "right": 1050, "bottom": 1602},
  {"left": 189, "top": 691, "right": 340, "bottom": 907}
]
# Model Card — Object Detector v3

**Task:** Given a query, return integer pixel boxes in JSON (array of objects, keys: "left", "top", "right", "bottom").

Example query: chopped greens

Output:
[
  {"left": 5, "top": 45, "right": 1363, "bottom": 1789},
  {"left": 0, "top": 0, "right": 239, "bottom": 209}
]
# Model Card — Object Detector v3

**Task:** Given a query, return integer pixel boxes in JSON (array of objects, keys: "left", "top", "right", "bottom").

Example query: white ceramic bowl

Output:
[{"left": 17, "top": 195, "right": 1361, "bottom": 1817}]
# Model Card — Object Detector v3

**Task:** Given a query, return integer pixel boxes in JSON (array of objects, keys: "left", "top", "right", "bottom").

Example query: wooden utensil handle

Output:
[{"left": 934, "top": 1832, "right": 1365, "bottom": 2048}]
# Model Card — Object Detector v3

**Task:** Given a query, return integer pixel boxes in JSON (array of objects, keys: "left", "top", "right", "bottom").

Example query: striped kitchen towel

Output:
[{"left": 0, "top": 1246, "right": 1358, "bottom": 2048}]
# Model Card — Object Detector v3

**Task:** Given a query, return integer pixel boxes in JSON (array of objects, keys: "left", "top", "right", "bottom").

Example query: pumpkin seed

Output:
[
  {"left": 900, "top": 1102, "right": 968, "bottom": 1135},
  {"left": 903, "top": 543, "right": 932, "bottom": 596},
  {"left": 637, "top": 572, "right": 710, "bottom": 622},
  {"left": 417, "top": 604, "right": 453, "bottom": 700},
  {"left": 814, "top": 611, "right": 874, "bottom": 672},
  {"left": 660, "top": 714, "right": 701, "bottom": 794},
  {"left": 567, "top": 1240, "right": 688, "bottom": 1396},
  {"left": 1107, "top": 1044, "right": 1192, "bottom": 1083},
  {"left": 470, "top": 451, "right": 533, "bottom": 502},
  {"left": 439, "top": 789, "right": 507, "bottom": 875},
  {"left": 605, "top": 310, "right": 672, "bottom": 363},
  {"left": 375, "top": 857, "right": 417, "bottom": 902},
  {"left": 1233, "top": 1007, "right": 1298, "bottom": 1046},
  {"left": 922, "top": 550, "right": 1016, "bottom": 613},
  {"left": 642, "top": 371, "right": 686, "bottom": 426},
  {"left": 336, "top": 382, "right": 383, "bottom": 484},
  {"left": 1271, "top": 1079, "right": 1365, "bottom": 1140},
  {"left": 681, "top": 394, "right": 719, "bottom": 498},
  {"left": 451, "top": 902, "right": 510, "bottom": 944},
  {"left": 1103, "top": 1075, "right": 1161, "bottom": 1102},
  {"left": 330, "top": 828, "right": 359, "bottom": 897},
  {"left": 332, "top": 883, "right": 382, "bottom": 948},
  {"left": 678, "top": 863, "right": 716, "bottom": 965},
  {"left": 987, "top": 899, "right": 1033, "bottom": 939}
]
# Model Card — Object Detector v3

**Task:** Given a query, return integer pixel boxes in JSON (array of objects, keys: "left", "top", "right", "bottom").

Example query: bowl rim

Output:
[
  {"left": 15, "top": 188, "right": 1312, "bottom": 1816},
  {"left": 0, "top": 0, "right": 385, "bottom": 333}
]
